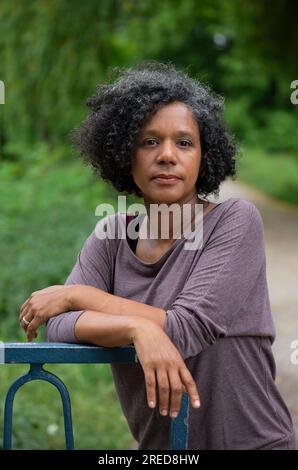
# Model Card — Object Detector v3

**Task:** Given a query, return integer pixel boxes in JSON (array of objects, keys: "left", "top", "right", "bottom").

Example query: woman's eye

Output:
[
  {"left": 143, "top": 139, "right": 192, "bottom": 147},
  {"left": 179, "top": 140, "right": 191, "bottom": 147}
]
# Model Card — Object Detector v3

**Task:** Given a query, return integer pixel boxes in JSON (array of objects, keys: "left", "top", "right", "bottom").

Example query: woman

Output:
[{"left": 19, "top": 61, "right": 296, "bottom": 450}]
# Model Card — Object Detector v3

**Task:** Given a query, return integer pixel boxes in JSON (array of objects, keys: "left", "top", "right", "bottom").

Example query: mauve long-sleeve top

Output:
[{"left": 45, "top": 197, "right": 296, "bottom": 450}]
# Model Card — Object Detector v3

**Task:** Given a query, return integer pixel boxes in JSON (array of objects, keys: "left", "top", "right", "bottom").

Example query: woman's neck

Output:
[{"left": 141, "top": 194, "right": 209, "bottom": 244}]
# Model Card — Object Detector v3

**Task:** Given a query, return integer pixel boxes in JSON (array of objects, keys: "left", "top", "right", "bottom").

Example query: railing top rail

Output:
[{"left": 1, "top": 342, "right": 138, "bottom": 365}]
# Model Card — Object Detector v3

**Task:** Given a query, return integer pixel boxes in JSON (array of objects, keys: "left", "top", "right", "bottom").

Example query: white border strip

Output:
[{"left": 0, "top": 341, "right": 5, "bottom": 364}]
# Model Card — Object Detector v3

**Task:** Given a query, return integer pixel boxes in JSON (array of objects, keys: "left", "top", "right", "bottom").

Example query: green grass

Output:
[{"left": 237, "top": 147, "right": 298, "bottom": 207}]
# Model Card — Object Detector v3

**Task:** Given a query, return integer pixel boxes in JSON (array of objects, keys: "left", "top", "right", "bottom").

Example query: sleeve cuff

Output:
[{"left": 45, "top": 310, "right": 86, "bottom": 344}]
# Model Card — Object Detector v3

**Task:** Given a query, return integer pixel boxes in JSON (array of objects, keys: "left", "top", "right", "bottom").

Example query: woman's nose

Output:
[{"left": 156, "top": 141, "right": 177, "bottom": 163}]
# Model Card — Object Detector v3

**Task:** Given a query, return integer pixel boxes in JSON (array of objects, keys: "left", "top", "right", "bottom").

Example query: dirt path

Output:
[{"left": 211, "top": 178, "right": 298, "bottom": 446}]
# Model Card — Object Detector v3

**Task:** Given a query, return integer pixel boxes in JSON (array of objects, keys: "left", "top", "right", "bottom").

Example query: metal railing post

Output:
[
  {"left": 3, "top": 363, "right": 74, "bottom": 449},
  {"left": 1, "top": 343, "right": 189, "bottom": 450}
]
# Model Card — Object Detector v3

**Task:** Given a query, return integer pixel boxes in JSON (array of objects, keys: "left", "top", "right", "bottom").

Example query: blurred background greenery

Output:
[{"left": 0, "top": 0, "right": 297, "bottom": 449}]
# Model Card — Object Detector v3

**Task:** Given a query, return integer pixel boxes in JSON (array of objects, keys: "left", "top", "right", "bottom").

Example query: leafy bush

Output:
[{"left": 256, "top": 110, "right": 298, "bottom": 153}]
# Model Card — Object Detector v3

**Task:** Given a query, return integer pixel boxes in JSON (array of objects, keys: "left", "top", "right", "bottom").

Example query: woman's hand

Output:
[
  {"left": 19, "top": 285, "right": 73, "bottom": 342},
  {"left": 132, "top": 319, "right": 201, "bottom": 419}
]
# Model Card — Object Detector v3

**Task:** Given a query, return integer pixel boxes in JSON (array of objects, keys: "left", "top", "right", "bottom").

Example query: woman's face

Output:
[{"left": 131, "top": 101, "right": 203, "bottom": 205}]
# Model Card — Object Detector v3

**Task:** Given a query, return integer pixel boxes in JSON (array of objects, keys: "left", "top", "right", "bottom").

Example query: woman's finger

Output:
[
  {"left": 19, "top": 303, "right": 32, "bottom": 326},
  {"left": 156, "top": 368, "right": 170, "bottom": 417},
  {"left": 179, "top": 366, "right": 201, "bottom": 409},
  {"left": 20, "top": 311, "right": 33, "bottom": 331},
  {"left": 19, "top": 297, "right": 31, "bottom": 319},
  {"left": 143, "top": 367, "right": 157, "bottom": 410},
  {"left": 167, "top": 369, "right": 184, "bottom": 418},
  {"left": 26, "top": 317, "right": 41, "bottom": 342}
]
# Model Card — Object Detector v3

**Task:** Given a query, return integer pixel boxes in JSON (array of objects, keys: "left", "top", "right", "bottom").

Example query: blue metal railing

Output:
[{"left": 1, "top": 342, "right": 189, "bottom": 450}]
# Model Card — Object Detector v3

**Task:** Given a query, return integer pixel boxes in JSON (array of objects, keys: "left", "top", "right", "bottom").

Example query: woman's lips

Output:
[{"left": 154, "top": 176, "right": 180, "bottom": 184}]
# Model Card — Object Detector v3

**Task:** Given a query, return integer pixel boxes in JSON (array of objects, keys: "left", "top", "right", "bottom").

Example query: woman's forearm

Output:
[
  {"left": 70, "top": 285, "right": 167, "bottom": 330},
  {"left": 74, "top": 309, "right": 144, "bottom": 347}
]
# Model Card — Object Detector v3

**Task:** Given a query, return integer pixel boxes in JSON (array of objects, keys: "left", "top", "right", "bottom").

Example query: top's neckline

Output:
[{"left": 124, "top": 199, "right": 230, "bottom": 268}]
